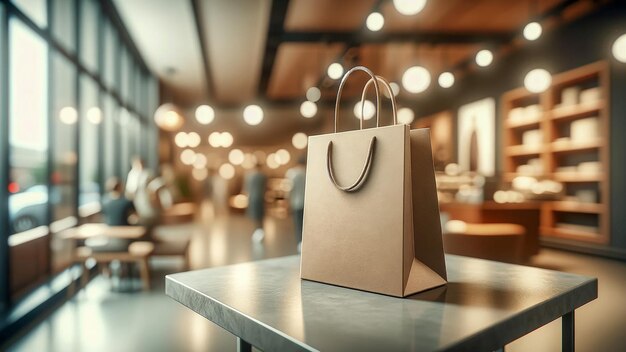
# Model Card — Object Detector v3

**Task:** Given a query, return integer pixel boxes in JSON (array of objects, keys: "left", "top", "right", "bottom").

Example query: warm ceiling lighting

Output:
[
  {"left": 180, "top": 149, "right": 196, "bottom": 165},
  {"left": 266, "top": 153, "right": 280, "bottom": 169},
  {"left": 175, "top": 132, "right": 189, "bottom": 148},
  {"left": 390, "top": 82, "right": 400, "bottom": 96},
  {"left": 523, "top": 22, "right": 542, "bottom": 41},
  {"left": 218, "top": 163, "right": 235, "bottom": 180},
  {"left": 612, "top": 33, "right": 626, "bottom": 63},
  {"left": 327, "top": 63, "right": 344, "bottom": 80},
  {"left": 397, "top": 107, "right": 415, "bottom": 124},
  {"left": 306, "top": 87, "right": 321, "bottom": 102},
  {"left": 366, "top": 12, "right": 384, "bottom": 32},
  {"left": 220, "top": 132, "right": 233, "bottom": 148},
  {"left": 193, "top": 153, "right": 207, "bottom": 169},
  {"left": 192, "top": 168, "right": 208, "bottom": 181},
  {"left": 243, "top": 105, "right": 263, "bottom": 125},
  {"left": 524, "top": 68, "right": 552, "bottom": 93},
  {"left": 475, "top": 49, "right": 494, "bottom": 67},
  {"left": 292, "top": 132, "right": 308, "bottom": 150},
  {"left": 438, "top": 72, "right": 455, "bottom": 88},
  {"left": 195, "top": 105, "right": 214, "bottom": 125},
  {"left": 300, "top": 101, "right": 317, "bottom": 118},
  {"left": 187, "top": 132, "right": 201, "bottom": 148},
  {"left": 154, "top": 103, "right": 184, "bottom": 131},
  {"left": 353, "top": 100, "right": 376, "bottom": 120},
  {"left": 276, "top": 149, "right": 291, "bottom": 165},
  {"left": 229, "top": 149, "right": 245, "bottom": 165},
  {"left": 59, "top": 106, "right": 78, "bottom": 125},
  {"left": 87, "top": 107, "right": 102, "bottom": 124},
  {"left": 208, "top": 132, "right": 221, "bottom": 147},
  {"left": 393, "top": 0, "right": 427, "bottom": 15},
  {"left": 402, "top": 66, "right": 431, "bottom": 94}
]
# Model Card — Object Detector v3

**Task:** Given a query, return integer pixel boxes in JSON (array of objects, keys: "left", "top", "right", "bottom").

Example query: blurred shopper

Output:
[
  {"left": 125, "top": 157, "right": 149, "bottom": 200},
  {"left": 102, "top": 177, "right": 134, "bottom": 226},
  {"left": 286, "top": 156, "right": 306, "bottom": 252},
  {"left": 244, "top": 162, "right": 267, "bottom": 242},
  {"left": 89, "top": 177, "right": 134, "bottom": 252}
]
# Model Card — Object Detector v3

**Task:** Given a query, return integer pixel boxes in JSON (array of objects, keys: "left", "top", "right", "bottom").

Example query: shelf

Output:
[
  {"left": 552, "top": 172, "right": 602, "bottom": 182},
  {"left": 550, "top": 140, "right": 601, "bottom": 153},
  {"left": 504, "top": 172, "right": 545, "bottom": 181},
  {"left": 505, "top": 145, "right": 545, "bottom": 156},
  {"left": 541, "top": 226, "right": 606, "bottom": 244},
  {"left": 549, "top": 201, "right": 604, "bottom": 214},
  {"left": 550, "top": 100, "right": 604, "bottom": 121},
  {"left": 505, "top": 118, "right": 542, "bottom": 129}
]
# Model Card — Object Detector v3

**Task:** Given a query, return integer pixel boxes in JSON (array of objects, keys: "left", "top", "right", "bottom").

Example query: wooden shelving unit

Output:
[{"left": 501, "top": 61, "right": 610, "bottom": 245}]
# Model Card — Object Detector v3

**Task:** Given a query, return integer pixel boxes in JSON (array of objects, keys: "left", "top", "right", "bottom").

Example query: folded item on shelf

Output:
[
  {"left": 571, "top": 117, "right": 599, "bottom": 142},
  {"left": 522, "top": 129, "right": 543, "bottom": 146},
  {"left": 580, "top": 87, "right": 601, "bottom": 104},
  {"left": 561, "top": 86, "right": 580, "bottom": 106}
]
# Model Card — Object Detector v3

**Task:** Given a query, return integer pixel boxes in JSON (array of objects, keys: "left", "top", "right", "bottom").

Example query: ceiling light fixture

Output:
[
  {"left": 195, "top": 105, "right": 215, "bottom": 125},
  {"left": 523, "top": 22, "right": 542, "bottom": 41},
  {"left": 393, "top": 0, "right": 427, "bottom": 15},
  {"left": 524, "top": 68, "right": 552, "bottom": 93},
  {"left": 327, "top": 63, "right": 344, "bottom": 80},
  {"left": 292, "top": 132, "right": 308, "bottom": 150},
  {"left": 187, "top": 132, "right": 201, "bottom": 148},
  {"left": 438, "top": 72, "right": 455, "bottom": 88},
  {"left": 612, "top": 33, "right": 626, "bottom": 63},
  {"left": 87, "top": 107, "right": 102, "bottom": 124},
  {"left": 220, "top": 132, "right": 234, "bottom": 148},
  {"left": 402, "top": 66, "right": 431, "bottom": 94},
  {"left": 175, "top": 132, "right": 189, "bottom": 148},
  {"left": 154, "top": 103, "right": 184, "bottom": 131},
  {"left": 300, "top": 101, "right": 317, "bottom": 118},
  {"left": 353, "top": 100, "right": 376, "bottom": 120},
  {"left": 475, "top": 49, "right": 494, "bottom": 67},
  {"left": 218, "top": 163, "right": 235, "bottom": 180},
  {"left": 397, "top": 107, "right": 415, "bottom": 125},
  {"left": 208, "top": 132, "right": 221, "bottom": 148},
  {"left": 366, "top": 12, "right": 384, "bottom": 32},
  {"left": 306, "top": 87, "right": 321, "bottom": 102},
  {"left": 243, "top": 105, "right": 264, "bottom": 125},
  {"left": 229, "top": 149, "right": 245, "bottom": 165},
  {"left": 59, "top": 106, "right": 78, "bottom": 125}
]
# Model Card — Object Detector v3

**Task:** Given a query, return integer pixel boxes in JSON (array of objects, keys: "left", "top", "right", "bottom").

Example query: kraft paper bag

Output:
[{"left": 300, "top": 67, "right": 447, "bottom": 297}]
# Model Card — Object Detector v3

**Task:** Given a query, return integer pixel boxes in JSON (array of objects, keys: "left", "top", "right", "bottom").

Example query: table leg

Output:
[
  {"left": 562, "top": 310, "right": 575, "bottom": 352},
  {"left": 237, "top": 337, "right": 252, "bottom": 352}
]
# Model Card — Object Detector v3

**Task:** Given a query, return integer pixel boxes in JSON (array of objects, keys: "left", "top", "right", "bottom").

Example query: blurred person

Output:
[
  {"left": 243, "top": 162, "right": 267, "bottom": 242},
  {"left": 125, "top": 157, "right": 149, "bottom": 200},
  {"left": 88, "top": 177, "right": 134, "bottom": 252},
  {"left": 286, "top": 155, "right": 306, "bottom": 252},
  {"left": 134, "top": 171, "right": 173, "bottom": 227}
]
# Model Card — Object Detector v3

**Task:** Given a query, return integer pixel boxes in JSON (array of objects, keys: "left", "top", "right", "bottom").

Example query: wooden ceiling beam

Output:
[
  {"left": 258, "top": 0, "right": 291, "bottom": 97},
  {"left": 279, "top": 31, "right": 513, "bottom": 45}
]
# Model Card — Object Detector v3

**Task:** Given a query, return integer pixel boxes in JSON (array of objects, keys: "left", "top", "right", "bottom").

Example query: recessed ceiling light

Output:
[
  {"left": 612, "top": 33, "right": 626, "bottom": 63},
  {"left": 354, "top": 100, "right": 376, "bottom": 120},
  {"left": 393, "top": 0, "right": 427, "bottom": 15},
  {"left": 402, "top": 66, "right": 431, "bottom": 93},
  {"left": 524, "top": 68, "right": 552, "bottom": 93},
  {"left": 397, "top": 107, "right": 415, "bottom": 124},
  {"left": 327, "top": 63, "right": 344, "bottom": 80},
  {"left": 195, "top": 105, "right": 214, "bottom": 125},
  {"left": 523, "top": 22, "right": 542, "bottom": 41},
  {"left": 306, "top": 87, "right": 321, "bottom": 102},
  {"left": 366, "top": 12, "right": 384, "bottom": 32},
  {"left": 475, "top": 49, "right": 494, "bottom": 67},
  {"left": 243, "top": 105, "right": 263, "bottom": 125},
  {"left": 300, "top": 101, "right": 317, "bottom": 118},
  {"left": 438, "top": 72, "right": 455, "bottom": 88}
]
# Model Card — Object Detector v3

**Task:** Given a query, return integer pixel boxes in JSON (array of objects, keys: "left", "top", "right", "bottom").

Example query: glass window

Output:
[
  {"left": 8, "top": 19, "right": 49, "bottom": 235},
  {"left": 51, "top": 0, "right": 76, "bottom": 53},
  {"left": 120, "top": 47, "right": 131, "bottom": 104},
  {"left": 119, "top": 108, "right": 131, "bottom": 177},
  {"left": 79, "top": 0, "right": 99, "bottom": 73},
  {"left": 11, "top": 0, "right": 47, "bottom": 28},
  {"left": 103, "top": 94, "right": 118, "bottom": 181},
  {"left": 79, "top": 75, "right": 101, "bottom": 216},
  {"left": 102, "top": 19, "right": 117, "bottom": 89},
  {"left": 51, "top": 52, "right": 77, "bottom": 222}
]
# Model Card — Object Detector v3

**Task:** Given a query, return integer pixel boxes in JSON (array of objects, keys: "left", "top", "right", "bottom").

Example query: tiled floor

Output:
[{"left": 6, "top": 202, "right": 626, "bottom": 351}]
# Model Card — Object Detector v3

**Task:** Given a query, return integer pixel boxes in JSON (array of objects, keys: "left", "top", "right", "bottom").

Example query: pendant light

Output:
[{"left": 154, "top": 68, "right": 185, "bottom": 131}]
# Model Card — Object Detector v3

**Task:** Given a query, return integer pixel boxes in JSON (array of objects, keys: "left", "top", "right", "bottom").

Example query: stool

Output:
[
  {"left": 443, "top": 223, "right": 525, "bottom": 263},
  {"left": 75, "top": 241, "right": 154, "bottom": 291}
]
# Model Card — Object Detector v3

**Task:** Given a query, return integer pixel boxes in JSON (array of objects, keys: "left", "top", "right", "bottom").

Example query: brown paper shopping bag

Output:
[{"left": 300, "top": 66, "right": 447, "bottom": 297}]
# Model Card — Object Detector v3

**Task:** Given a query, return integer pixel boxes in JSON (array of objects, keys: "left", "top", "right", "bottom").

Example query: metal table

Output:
[{"left": 166, "top": 255, "right": 596, "bottom": 351}]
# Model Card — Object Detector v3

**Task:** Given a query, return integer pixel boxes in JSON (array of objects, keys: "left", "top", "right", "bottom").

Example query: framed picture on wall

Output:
[{"left": 457, "top": 97, "right": 495, "bottom": 176}]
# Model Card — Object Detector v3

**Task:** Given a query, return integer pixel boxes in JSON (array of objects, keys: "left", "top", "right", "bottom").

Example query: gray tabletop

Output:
[{"left": 166, "top": 255, "right": 597, "bottom": 352}]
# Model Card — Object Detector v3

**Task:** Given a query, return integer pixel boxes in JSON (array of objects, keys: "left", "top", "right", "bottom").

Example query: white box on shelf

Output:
[
  {"left": 523, "top": 104, "right": 542, "bottom": 121},
  {"left": 508, "top": 107, "right": 525, "bottom": 122},
  {"left": 578, "top": 161, "right": 602, "bottom": 174},
  {"left": 580, "top": 87, "right": 601, "bottom": 105},
  {"left": 522, "top": 129, "right": 543, "bottom": 146},
  {"left": 561, "top": 86, "right": 580, "bottom": 106},
  {"left": 571, "top": 117, "right": 599, "bottom": 143}
]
